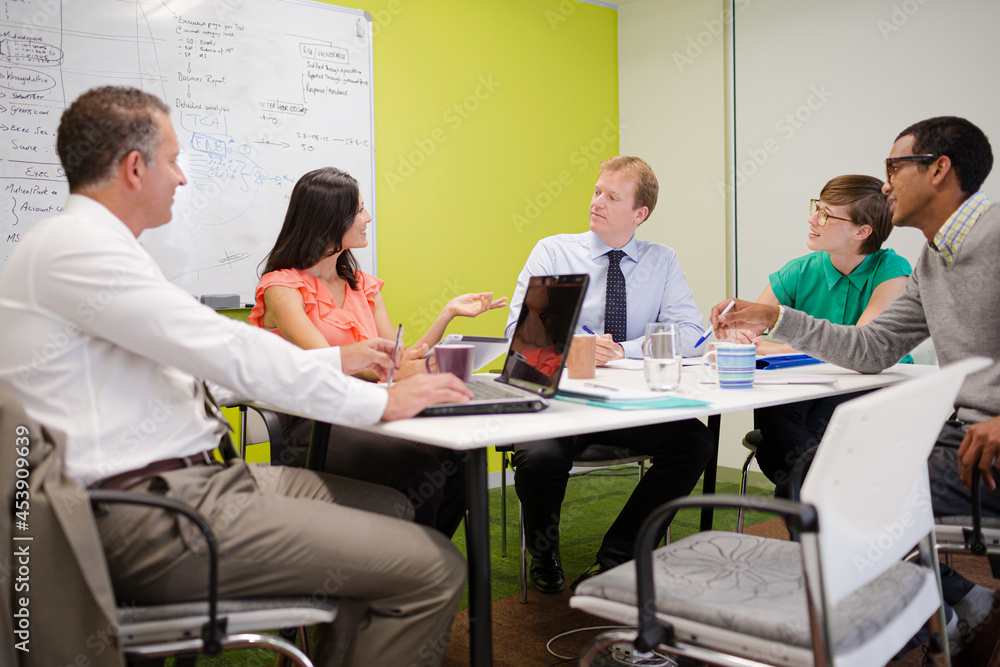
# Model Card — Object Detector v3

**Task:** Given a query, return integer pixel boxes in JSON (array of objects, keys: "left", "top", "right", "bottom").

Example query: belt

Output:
[{"left": 93, "top": 450, "right": 218, "bottom": 491}]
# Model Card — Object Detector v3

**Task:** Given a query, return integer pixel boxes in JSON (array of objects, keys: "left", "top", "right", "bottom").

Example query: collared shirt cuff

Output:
[
  {"left": 343, "top": 381, "right": 390, "bottom": 425},
  {"left": 621, "top": 340, "right": 641, "bottom": 360}
]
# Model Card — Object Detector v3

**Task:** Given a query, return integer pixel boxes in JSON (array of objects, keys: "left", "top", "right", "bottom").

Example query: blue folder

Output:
[{"left": 755, "top": 354, "right": 824, "bottom": 370}]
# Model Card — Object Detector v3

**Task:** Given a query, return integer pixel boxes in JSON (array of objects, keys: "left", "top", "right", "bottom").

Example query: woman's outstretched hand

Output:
[{"left": 447, "top": 292, "right": 509, "bottom": 319}]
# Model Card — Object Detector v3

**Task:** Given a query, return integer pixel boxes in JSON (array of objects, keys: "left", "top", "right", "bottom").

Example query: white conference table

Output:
[{"left": 347, "top": 361, "right": 934, "bottom": 666}]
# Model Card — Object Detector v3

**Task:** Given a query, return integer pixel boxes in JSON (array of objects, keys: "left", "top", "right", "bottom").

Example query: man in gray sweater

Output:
[{"left": 712, "top": 116, "right": 999, "bottom": 665}]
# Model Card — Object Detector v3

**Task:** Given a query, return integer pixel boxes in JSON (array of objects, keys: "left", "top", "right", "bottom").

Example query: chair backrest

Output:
[{"left": 800, "top": 357, "right": 991, "bottom": 605}]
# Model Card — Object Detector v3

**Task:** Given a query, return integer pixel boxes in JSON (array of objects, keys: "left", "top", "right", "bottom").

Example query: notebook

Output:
[{"left": 419, "top": 274, "right": 588, "bottom": 416}]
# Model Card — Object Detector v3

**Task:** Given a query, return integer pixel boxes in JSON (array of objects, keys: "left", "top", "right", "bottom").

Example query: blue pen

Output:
[{"left": 695, "top": 300, "right": 735, "bottom": 348}]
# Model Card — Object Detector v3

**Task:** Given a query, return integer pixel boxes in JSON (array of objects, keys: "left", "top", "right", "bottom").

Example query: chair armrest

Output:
[
  {"left": 631, "top": 494, "right": 819, "bottom": 653},
  {"left": 239, "top": 404, "right": 286, "bottom": 466},
  {"left": 970, "top": 473, "right": 987, "bottom": 555},
  {"left": 89, "top": 490, "right": 226, "bottom": 655},
  {"left": 306, "top": 421, "right": 332, "bottom": 470}
]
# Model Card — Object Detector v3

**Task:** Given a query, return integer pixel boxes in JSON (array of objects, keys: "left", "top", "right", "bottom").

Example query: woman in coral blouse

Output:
[{"left": 249, "top": 167, "right": 507, "bottom": 536}]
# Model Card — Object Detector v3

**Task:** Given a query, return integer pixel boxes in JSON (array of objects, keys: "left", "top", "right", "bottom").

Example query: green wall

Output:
[
  {"left": 235, "top": 1, "right": 619, "bottom": 469},
  {"left": 337, "top": 0, "right": 619, "bottom": 343}
]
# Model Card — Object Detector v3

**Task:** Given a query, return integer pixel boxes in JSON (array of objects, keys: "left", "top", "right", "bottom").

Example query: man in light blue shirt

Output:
[
  {"left": 505, "top": 156, "right": 714, "bottom": 594},
  {"left": 506, "top": 165, "right": 705, "bottom": 360}
]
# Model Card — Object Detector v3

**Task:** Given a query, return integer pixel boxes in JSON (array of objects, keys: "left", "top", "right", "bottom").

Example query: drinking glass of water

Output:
[{"left": 642, "top": 323, "right": 681, "bottom": 391}]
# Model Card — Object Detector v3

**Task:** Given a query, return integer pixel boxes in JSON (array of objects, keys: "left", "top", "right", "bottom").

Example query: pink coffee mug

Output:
[{"left": 426, "top": 344, "right": 474, "bottom": 382}]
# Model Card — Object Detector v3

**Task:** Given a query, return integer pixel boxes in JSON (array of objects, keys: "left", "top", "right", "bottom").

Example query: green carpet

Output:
[{"left": 170, "top": 468, "right": 774, "bottom": 665}]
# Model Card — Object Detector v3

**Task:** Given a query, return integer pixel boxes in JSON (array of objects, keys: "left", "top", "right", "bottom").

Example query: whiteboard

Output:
[
  {"left": 733, "top": 0, "right": 1000, "bottom": 299},
  {"left": 0, "top": 0, "right": 376, "bottom": 304}
]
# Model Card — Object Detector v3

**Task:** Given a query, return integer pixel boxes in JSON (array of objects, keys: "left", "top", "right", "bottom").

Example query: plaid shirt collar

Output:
[{"left": 932, "top": 191, "right": 990, "bottom": 262}]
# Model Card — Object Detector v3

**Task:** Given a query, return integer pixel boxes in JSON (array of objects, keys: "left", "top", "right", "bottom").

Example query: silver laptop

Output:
[{"left": 419, "top": 274, "right": 588, "bottom": 416}]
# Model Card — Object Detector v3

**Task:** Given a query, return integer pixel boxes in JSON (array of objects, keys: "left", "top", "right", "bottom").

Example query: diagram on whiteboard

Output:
[{"left": 0, "top": 0, "right": 376, "bottom": 301}]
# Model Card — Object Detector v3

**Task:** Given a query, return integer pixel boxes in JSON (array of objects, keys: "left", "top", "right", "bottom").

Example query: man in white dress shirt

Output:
[
  {"left": 0, "top": 86, "right": 472, "bottom": 667},
  {"left": 505, "top": 156, "right": 714, "bottom": 594}
]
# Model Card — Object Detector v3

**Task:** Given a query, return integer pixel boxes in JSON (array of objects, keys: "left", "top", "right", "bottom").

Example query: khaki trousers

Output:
[{"left": 95, "top": 460, "right": 466, "bottom": 667}]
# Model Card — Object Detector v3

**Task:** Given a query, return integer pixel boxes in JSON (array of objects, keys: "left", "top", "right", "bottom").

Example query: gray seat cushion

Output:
[
  {"left": 120, "top": 597, "right": 338, "bottom": 624},
  {"left": 575, "top": 531, "right": 927, "bottom": 653}
]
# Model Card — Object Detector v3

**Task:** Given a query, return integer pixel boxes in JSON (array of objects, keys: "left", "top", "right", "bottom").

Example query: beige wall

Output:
[
  {"left": 618, "top": 0, "right": 758, "bottom": 476},
  {"left": 617, "top": 0, "right": 728, "bottom": 316}
]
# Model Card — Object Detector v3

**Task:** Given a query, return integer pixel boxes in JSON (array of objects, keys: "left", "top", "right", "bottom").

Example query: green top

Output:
[{"left": 769, "top": 248, "right": 914, "bottom": 363}]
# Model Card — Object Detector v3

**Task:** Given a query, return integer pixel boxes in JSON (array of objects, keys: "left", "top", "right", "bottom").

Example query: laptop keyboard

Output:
[{"left": 469, "top": 380, "right": 528, "bottom": 400}]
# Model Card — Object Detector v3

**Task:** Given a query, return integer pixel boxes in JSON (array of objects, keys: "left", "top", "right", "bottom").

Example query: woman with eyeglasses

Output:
[{"left": 750, "top": 174, "right": 913, "bottom": 496}]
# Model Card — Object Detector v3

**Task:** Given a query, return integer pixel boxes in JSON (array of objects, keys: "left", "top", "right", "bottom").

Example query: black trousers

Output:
[
  {"left": 512, "top": 418, "right": 715, "bottom": 569},
  {"left": 279, "top": 413, "right": 468, "bottom": 538},
  {"left": 752, "top": 391, "right": 870, "bottom": 497}
]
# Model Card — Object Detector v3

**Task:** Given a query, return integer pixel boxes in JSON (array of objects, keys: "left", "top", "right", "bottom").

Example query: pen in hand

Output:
[
  {"left": 582, "top": 325, "right": 625, "bottom": 359},
  {"left": 695, "top": 300, "right": 735, "bottom": 348},
  {"left": 386, "top": 324, "right": 404, "bottom": 387}
]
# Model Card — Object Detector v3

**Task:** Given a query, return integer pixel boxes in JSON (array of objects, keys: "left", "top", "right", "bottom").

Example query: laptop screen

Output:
[{"left": 499, "top": 274, "right": 589, "bottom": 397}]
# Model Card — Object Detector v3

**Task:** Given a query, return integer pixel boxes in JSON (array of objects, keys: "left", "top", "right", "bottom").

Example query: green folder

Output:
[{"left": 555, "top": 394, "right": 710, "bottom": 411}]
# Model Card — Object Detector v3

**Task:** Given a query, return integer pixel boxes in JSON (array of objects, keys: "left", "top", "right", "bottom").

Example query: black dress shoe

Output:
[
  {"left": 529, "top": 551, "right": 565, "bottom": 594},
  {"left": 570, "top": 561, "right": 606, "bottom": 592}
]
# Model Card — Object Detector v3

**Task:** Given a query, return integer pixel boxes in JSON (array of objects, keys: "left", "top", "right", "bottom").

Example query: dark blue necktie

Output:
[{"left": 605, "top": 249, "right": 627, "bottom": 343}]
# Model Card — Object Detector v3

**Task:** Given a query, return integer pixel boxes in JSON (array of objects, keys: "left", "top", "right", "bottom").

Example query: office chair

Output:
[
  {"left": 496, "top": 443, "right": 653, "bottom": 603},
  {"left": 570, "top": 358, "right": 989, "bottom": 667},
  {"left": 0, "top": 389, "right": 341, "bottom": 667},
  {"left": 91, "top": 489, "right": 342, "bottom": 667},
  {"left": 735, "top": 344, "right": 940, "bottom": 535}
]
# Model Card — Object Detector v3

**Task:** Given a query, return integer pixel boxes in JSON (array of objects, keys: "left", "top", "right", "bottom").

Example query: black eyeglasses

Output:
[
  {"left": 809, "top": 199, "right": 853, "bottom": 227},
  {"left": 885, "top": 154, "right": 937, "bottom": 183}
]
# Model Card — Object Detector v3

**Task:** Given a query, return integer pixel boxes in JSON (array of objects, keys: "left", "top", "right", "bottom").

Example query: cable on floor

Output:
[
  {"left": 545, "top": 625, "right": 633, "bottom": 661},
  {"left": 546, "top": 625, "right": 677, "bottom": 665}
]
